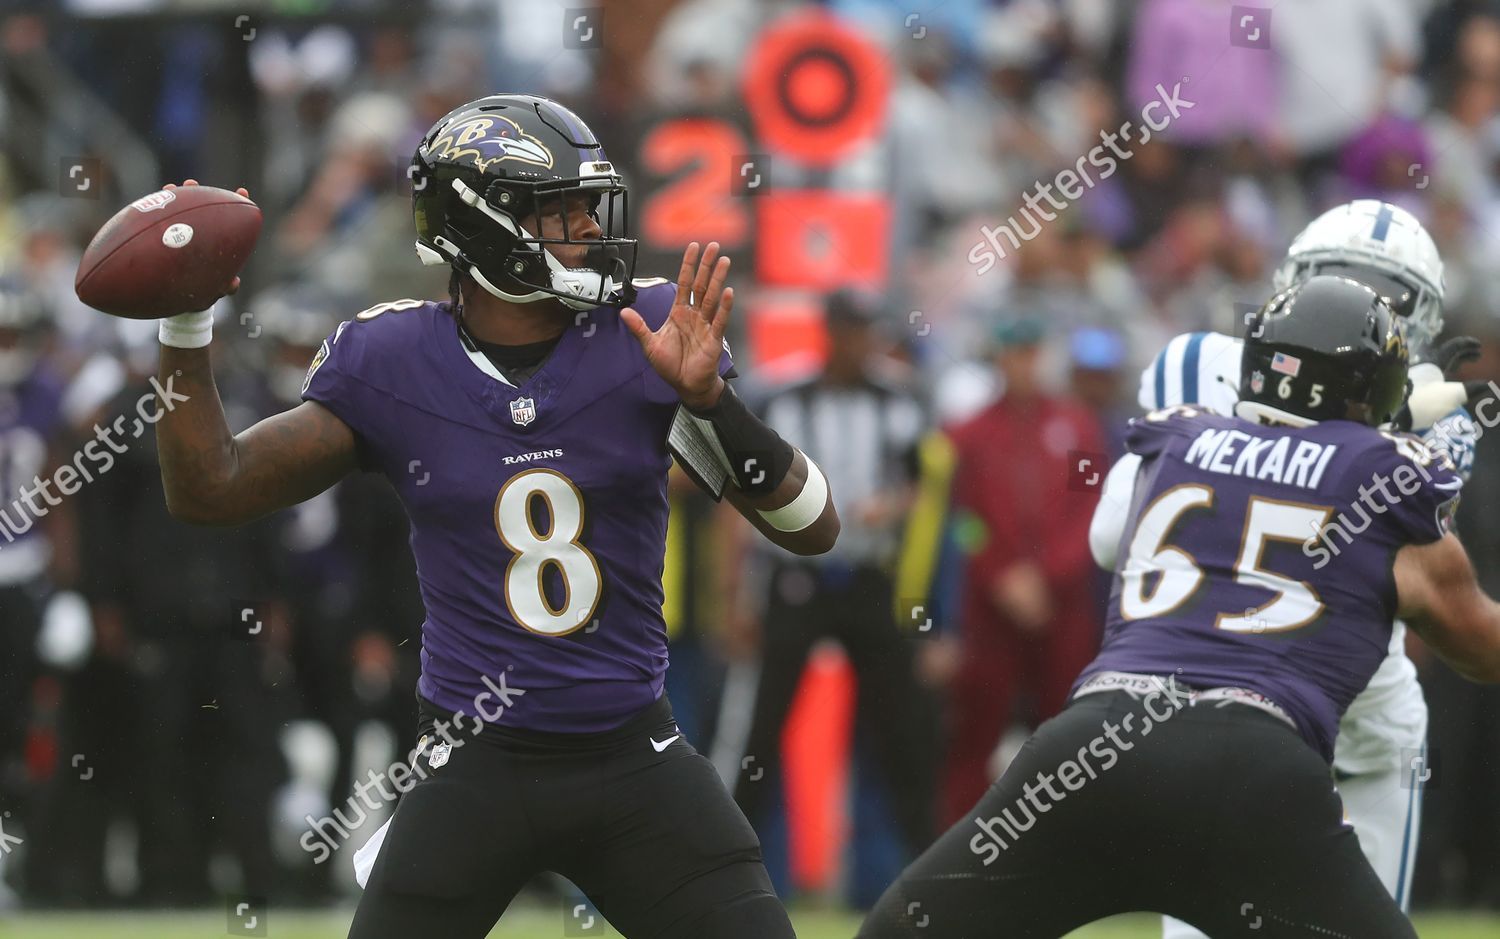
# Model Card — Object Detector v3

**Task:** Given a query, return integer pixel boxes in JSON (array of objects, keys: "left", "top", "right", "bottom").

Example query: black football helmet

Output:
[
  {"left": 409, "top": 94, "right": 637, "bottom": 310},
  {"left": 1238, "top": 274, "right": 1410, "bottom": 428}
]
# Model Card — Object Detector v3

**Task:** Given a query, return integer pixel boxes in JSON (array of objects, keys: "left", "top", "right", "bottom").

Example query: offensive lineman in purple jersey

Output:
[
  {"left": 148, "top": 95, "right": 836, "bottom": 938},
  {"left": 859, "top": 276, "right": 1500, "bottom": 939}
]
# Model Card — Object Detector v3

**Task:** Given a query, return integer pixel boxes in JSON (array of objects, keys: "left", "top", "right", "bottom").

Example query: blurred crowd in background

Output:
[{"left": 5, "top": 0, "right": 1500, "bottom": 917}]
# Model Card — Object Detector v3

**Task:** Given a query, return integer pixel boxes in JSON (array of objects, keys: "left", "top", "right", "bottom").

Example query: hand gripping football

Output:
[{"left": 75, "top": 185, "right": 261, "bottom": 319}]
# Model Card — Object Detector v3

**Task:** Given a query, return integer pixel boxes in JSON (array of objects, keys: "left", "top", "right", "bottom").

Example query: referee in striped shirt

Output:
[{"left": 729, "top": 291, "right": 934, "bottom": 860}]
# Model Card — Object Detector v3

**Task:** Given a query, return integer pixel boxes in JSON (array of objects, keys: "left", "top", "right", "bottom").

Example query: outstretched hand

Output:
[{"left": 620, "top": 242, "right": 732, "bottom": 411}]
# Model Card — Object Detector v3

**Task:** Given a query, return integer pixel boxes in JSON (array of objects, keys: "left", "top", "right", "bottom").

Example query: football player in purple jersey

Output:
[
  {"left": 149, "top": 95, "right": 836, "bottom": 939},
  {"left": 0, "top": 278, "right": 72, "bottom": 908},
  {"left": 858, "top": 276, "right": 1500, "bottom": 939}
]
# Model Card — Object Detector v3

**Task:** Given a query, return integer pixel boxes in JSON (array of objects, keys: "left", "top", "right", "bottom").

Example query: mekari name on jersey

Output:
[
  {"left": 300, "top": 281, "right": 731, "bottom": 733},
  {"left": 1076, "top": 406, "right": 1460, "bottom": 760},
  {"left": 1181, "top": 423, "right": 1339, "bottom": 490}
]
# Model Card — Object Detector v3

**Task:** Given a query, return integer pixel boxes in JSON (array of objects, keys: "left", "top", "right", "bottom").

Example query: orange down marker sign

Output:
[{"left": 745, "top": 13, "right": 892, "bottom": 291}]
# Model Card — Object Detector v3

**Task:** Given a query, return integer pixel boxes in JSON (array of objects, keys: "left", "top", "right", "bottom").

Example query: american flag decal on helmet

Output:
[{"left": 1270, "top": 352, "right": 1301, "bottom": 377}]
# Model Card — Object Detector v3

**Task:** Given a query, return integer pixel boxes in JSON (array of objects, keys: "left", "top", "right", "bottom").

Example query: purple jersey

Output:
[
  {"left": 1076, "top": 406, "right": 1461, "bottom": 760},
  {"left": 302, "top": 283, "right": 731, "bottom": 732},
  {"left": 0, "top": 368, "right": 65, "bottom": 583}
]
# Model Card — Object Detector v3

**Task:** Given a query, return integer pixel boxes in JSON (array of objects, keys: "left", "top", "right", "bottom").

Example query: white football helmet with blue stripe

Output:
[
  {"left": 1137, "top": 330, "right": 1242, "bottom": 415},
  {"left": 1273, "top": 200, "right": 1445, "bottom": 352}
]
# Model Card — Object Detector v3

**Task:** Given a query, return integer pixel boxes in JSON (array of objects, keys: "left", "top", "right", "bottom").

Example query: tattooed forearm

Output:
[{"left": 157, "top": 346, "right": 358, "bottom": 526}]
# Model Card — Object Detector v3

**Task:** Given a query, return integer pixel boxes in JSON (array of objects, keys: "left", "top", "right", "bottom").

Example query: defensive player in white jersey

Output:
[{"left": 1106, "top": 201, "right": 1481, "bottom": 939}]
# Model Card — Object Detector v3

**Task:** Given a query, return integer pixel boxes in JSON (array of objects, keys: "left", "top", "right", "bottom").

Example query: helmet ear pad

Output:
[{"left": 445, "top": 196, "right": 533, "bottom": 288}]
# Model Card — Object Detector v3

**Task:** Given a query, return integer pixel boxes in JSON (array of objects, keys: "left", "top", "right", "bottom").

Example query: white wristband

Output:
[
  {"left": 758, "top": 457, "right": 828, "bottom": 532},
  {"left": 159, "top": 310, "right": 214, "bottom": 349}
]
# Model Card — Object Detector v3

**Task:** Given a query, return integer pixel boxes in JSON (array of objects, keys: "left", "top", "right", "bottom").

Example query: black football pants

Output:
[
  {"left": 348, "top": 695, "right": 794, "bottom": 939},
  {"left": 857, "top": 689, "right": 1416, "bottom": 938}
]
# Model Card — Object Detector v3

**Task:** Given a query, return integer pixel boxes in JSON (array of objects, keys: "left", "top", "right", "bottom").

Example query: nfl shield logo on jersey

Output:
[
  {"left": 509, "top": 396, "right": 537, "bottom": 427},
  {"left": 429, "top": 741, "right": 452, "bottom": 769},
  {"left": 1250, "top": 369, "right": 1265, "bottom": 394}
]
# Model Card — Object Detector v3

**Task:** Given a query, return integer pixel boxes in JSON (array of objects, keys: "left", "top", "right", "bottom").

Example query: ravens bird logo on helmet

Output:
[{"left": 430, "top": 115, "right": 556, "bottom": 173}]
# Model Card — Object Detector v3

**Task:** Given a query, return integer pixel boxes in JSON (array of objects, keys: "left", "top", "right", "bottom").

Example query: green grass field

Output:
[{"left": 8, "top": 909, "right": 1500, "bottom": 938}]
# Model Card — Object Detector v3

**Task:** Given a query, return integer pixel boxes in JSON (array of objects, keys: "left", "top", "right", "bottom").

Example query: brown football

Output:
[{"left": 74, "top": 185, "right": 262, "bottom": 319}]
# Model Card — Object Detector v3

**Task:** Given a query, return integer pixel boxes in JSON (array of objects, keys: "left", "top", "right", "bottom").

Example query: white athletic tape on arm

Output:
[
  {"left": 159, "top": 310, "right": 214, "bottom": 349},
  {"left": 758, "top": 457, "right": 827, "bottom": 532}
]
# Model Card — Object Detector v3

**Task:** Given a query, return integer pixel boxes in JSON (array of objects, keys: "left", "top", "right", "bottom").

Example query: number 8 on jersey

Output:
[{"left": 495, "top": 469, "right": 602, "bottom": 635}]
